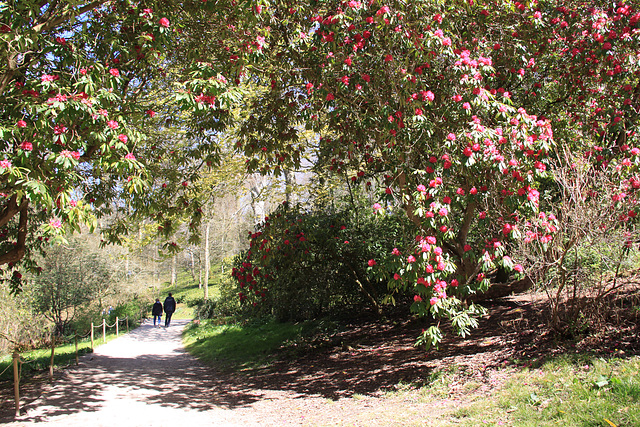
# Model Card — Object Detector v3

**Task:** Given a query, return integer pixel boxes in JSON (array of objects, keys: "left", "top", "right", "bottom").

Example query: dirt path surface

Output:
[{"left": 3, "top": 319, "right": 453, "bottom": 427}]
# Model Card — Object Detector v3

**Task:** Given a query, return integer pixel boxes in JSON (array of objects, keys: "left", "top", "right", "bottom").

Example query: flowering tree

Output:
[
  {"left": 0, "top": 0, "right": 253, "bottom": 290},
  {"left": 228, "top": 0, "right": 640, "bottom": 347},
  {"left": 1, "top": 1, "right": 172, "bottom": 277}
]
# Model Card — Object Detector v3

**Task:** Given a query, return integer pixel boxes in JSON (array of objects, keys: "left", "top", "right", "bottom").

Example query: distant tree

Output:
[{"left": 28, "top": 236, "right": 117, "bottom": 335}]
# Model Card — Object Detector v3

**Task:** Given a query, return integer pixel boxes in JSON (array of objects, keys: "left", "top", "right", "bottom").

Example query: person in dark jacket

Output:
[
  {"left": 152, "top": 299, "right": 163, "bottom": 327},
  {"left": 163, "top": 293, "right": 176, "bottom": 327}
]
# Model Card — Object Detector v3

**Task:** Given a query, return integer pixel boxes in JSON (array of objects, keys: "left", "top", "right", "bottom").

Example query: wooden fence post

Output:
[
  {"left": 126, "top": 317, "right": 129, "bottom": 333},
  {"left": 49, "top": 335, "right": 55, "bottom": 380},
  {"left": 102, "top": 319, "right": 106, "bottom": 343},
  {"left": 116, "top": 317, "right": 119, "bottom": 337},
  {"left": 75, "top": 335, "right": 79, "bottom": 365},
  {"left": 90, "top": 323, "right": 94, "bottom": 352},
  {"left": 12, "top": 351, "right": 20, "bottom": 417}
]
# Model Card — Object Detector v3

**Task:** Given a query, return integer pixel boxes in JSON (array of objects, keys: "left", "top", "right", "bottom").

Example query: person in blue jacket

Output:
[
  {"left": 152, "top": 299, "right": 163, "bottom": 327},
  {"left": 163, "top": 293, "right": 176, "bottom": 327}
]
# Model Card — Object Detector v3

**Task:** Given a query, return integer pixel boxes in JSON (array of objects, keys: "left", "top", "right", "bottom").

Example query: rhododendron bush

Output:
[
  {"left": 232, "top": 199, "right": 414, "bottom": 321},
  {"left": 3, "top": 0, "right": 640, "bottom": 345},
  {"left": 232, "top": 0, "right": 640, "bottom": 347}
]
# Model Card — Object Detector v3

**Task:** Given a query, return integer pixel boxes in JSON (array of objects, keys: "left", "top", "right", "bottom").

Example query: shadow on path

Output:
[{"left": 0, "top": 320, "right": 279, "bottom": 425}]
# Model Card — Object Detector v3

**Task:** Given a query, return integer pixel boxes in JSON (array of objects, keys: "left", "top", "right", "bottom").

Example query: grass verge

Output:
[
  {"left": 0, "top": 329, "right": 129, "bottom": 382},
  {"left": 183, "top": 319, "right": 314, "bottom": 371},
  {"left": 444, "top": 355, "right": 640, "bottom": 427}
]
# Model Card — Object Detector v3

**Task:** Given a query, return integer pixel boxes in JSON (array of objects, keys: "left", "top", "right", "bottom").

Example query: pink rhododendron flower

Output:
[
  {"left": 159, "top": 17, "right": 170, "bottom": 27},
  {"left": 107, "top": 120, "right": 119, "bottom": 129},
  {"left": 20, "top": 141, "right": 33, "bottom": 151},
  {"left": 17, "top": 120, "right": 27, "bottom": 128},
  {"left": 109, "top": 68, "right": 120, "bottom": 77},
  {"left": 53, "top": 124, "right": 66, "bottom": 135},
  {"left": 49, "top": 219, "right": 62, "bottom": 229},
  {"left": 124, "top": 153, "right": 136, "bottom": 160},
  {"left": 414, "top": 295, "right": 422, "bottom": 302},
  {"left": 118, "top": 134, "right": 128, "bottom": 143},
  {"left": 368, "top": 259, "right": 377, "bottom": 267},
  {"left": 407, "top": 255, "right": 416, "bottom": 263},
  {"left": 0, "top": 159, "right": 11, "bottom": 169},
  {"left": 430, "top": 296, "right": 438, "bottom": 305}
]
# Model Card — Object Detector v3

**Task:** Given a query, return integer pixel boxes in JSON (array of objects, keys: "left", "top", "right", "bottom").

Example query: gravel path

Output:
[
  {"left": 5, "top": 319, "right": 301, "bottom": 427},
  {"left": 4, "top": 319, "right": 448, "bottom": 427}
]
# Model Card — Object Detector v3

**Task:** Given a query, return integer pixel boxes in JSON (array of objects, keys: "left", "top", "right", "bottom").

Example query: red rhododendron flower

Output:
[
  {"left": 368, "top": 259, "right": 377, "bottom": 267},
  {"left": 109, "top": 68, "right": 120, "bottom": 77},
  {"left": 159, "top": 17, "right": 170, "bottom": 27},
  {"left": 17, "top": 120, "right": 26, "bottom": 128}
]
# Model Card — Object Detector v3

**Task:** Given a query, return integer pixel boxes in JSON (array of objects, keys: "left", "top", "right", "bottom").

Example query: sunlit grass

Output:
[
  {"left": 157, "top": 269, "right": 225, "bottom": 319},
  {"left": 445, "top": 355, "right": 640, "bottom": 427},
  {"left": 183, "top": 319, "right": 307, "bottom": 371}
]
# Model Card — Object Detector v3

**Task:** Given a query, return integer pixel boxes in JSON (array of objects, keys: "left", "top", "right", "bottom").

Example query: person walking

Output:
[
  {"left": 163, "top": 293, "right": 176, "bottom": 327},
  {"left": 152, "top": 298, "right": 163, "bottom": 327}
]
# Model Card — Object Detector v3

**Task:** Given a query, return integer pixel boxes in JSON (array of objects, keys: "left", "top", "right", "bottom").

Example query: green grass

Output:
[
  {"left": 183, "top": 319, "right": 308, "bottom": 371},
  {"left": 0, "top": 329, "right": 128, "bottom": 381},
  {"left": 445, "top": 355, "right": 640, "bottom": 427}
]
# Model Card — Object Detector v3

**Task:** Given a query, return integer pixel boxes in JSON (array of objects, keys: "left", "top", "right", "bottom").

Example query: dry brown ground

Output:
[{"left": 0, "top": 290, "right": 638, "bottom": 427}]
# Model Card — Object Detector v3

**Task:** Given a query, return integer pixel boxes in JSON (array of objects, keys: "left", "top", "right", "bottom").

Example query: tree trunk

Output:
[
  {"left": 204, "top": 220, "right": 211, "bottom": 300},
  {"left": 467, "top": 276, "right": 534, "bottom": 302},
  {"left": 189, "top": 250, "right": 198, "bottom": 285},
  {"left": 171, "top": 254, "right": 176, "bottom": 287}
]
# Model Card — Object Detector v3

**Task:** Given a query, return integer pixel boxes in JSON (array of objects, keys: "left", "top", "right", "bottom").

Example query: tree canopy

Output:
[{"left": 2, "top": 0, "right": 640, "bottom": 344}]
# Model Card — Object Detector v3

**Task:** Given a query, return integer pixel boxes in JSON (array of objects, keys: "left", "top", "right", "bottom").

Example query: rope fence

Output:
[{"left": 6, "top": 314, "right": 138, "bottom": 417}]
